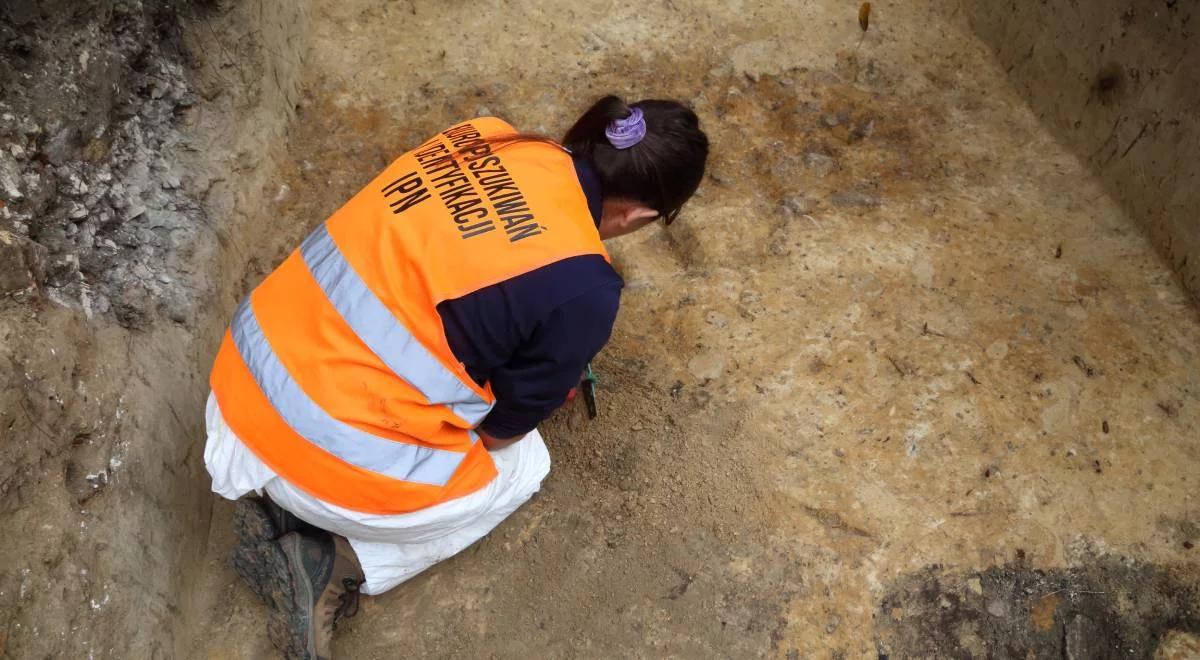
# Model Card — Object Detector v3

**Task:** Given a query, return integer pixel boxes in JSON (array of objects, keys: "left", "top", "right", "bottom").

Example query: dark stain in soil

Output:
[{"left": 876, "top": 556, "right": 1200, "bottom": 658}]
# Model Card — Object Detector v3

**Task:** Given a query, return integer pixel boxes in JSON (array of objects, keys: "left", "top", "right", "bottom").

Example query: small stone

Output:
[
  {"left": 17, "top": 116, "right": 41, "bottom": 137},
  {"left": 688, "top": 350, "right": 727, "bottom": 381},
  {"left": 45, "top": 254, "right": 80, "bottom": 287},
  {"left": 123, "top": 204, "right": 147, "bottom": 221},
  {"left": 64, "top": 172, "right": 88, "bottom": 197},
  {"left": 704, "top": 310, "right": 728, "bottom": 328},
  {"left": 0, "top": 230, "right": 47, "bottom": 293},
  {"left": 107, "top": 182, "right": 127, "bottom": 207},
  {"left": 44, "top": 126, "right": 79, "bottom": 166},
  {"left": 986, "top": 340, "right": 1009, "bottom": 360},
  {"left": 803, "top": 152, "right": 836, "bottom": 178},
  {"left": 0, "top": 152, "right": 23, "bottom": 201},
  {"left": 851, "top": 119, "right": 876, "bottom": 142},
  {"left": 68, "top": 203, "right": 88, "bottom": 219},
  {"left": 986, "top": 598, "right": 1009, "bottom": 618},
  {"left": 824, "top": 615, "right": 840, "bottom": 633},
  {"left": 136, "top": 227, "right": 160, "bottom": 246},
  {"left": 966, "top": 577, "right": 983, "bottom": 595},
  {"left": 830, "top": 191, "right": 882, "bottom": 208},
  {"left": 76, "top": 223, "right": 97, "bottom": 250},
  {"left": 92, "top": 293, "right": 111, "bottom": 315},
  {"left": 81, "top": 138, "right": 111, "bottom": 163},
  {"left": 114, "top": 229, "right": 137, "bottom": 247},
  {"left": 781, "top": 195, "right": 814, "bottom": 217},
  {"left": 911, "top": 259, "right": 935, "bottom": 288},
  {"left": 21, "top": 171, "right": 54, "bottom": 209}
]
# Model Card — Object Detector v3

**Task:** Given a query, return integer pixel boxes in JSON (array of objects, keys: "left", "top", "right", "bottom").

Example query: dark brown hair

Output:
[{"left": 562, "top": 96, "right": 709, "bottom": 224}]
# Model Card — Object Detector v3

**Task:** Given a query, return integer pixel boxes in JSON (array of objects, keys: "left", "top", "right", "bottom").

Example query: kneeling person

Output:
[{"left": 204, "top": 95, "right": 709, "bottom": 658}]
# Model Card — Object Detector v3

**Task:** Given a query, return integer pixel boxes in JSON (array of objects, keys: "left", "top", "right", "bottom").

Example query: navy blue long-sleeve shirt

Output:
[{"left": 437, "top": 156, "right": 622, "bottom": 438}]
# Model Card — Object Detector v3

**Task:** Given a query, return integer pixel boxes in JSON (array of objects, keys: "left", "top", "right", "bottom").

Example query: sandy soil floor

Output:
[{"left": 190, "top": 0, "right": 1200, "bottom": 657}]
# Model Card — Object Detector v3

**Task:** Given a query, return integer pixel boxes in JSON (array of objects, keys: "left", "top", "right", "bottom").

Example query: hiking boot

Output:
[
  {"left": 232, "top": 497, "right": 321, "bottom": 609},
  {"left": 267, "top": 531, "right": 364, "bottom": 660}
]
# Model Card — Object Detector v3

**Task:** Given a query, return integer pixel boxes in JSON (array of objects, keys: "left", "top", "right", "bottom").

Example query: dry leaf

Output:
[{"left": 859, "top": 2, "right": 871, "bottom": 32}]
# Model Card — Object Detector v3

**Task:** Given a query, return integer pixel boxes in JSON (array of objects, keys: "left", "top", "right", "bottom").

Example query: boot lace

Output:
[{"left": 333, "top": 578, "right": 361, "bottom": 628}]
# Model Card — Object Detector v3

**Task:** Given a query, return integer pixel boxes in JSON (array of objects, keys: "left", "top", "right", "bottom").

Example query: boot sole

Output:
[
  {"left": 233, "top": 534, "right": 316, "bottom": 659},
  {"left": 273, "top": 533, "right": 321, "bottom": 659},
  {"left": 233, "top": 497, "right": 279, "bottom": 547},
  {"left": 232, "top": 535, "right": 287, "bottom": 609},
  {"left": 231, "top": 498, "right": 283, "bottom": 610}
]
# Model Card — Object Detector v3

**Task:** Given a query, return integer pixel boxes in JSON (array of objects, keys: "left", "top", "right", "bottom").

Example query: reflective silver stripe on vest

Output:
[
  {"left": 231, "top": 300, "right": 468, "bottom": 486},
  {"left": 299, "top": 224, "right": 493, "bottom": 426}
]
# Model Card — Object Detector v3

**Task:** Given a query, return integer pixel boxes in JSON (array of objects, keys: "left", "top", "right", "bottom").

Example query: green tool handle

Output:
[{"left": 582, "top": 362, "right": 598, "bottom": 419}]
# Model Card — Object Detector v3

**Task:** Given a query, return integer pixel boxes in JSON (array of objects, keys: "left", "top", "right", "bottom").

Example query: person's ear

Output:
[
  {"left": 624, "top": 206, "right": 660, "bottom": 226},
  {"left": 598, "top": 199, "right": 660, "bottom": 239}
]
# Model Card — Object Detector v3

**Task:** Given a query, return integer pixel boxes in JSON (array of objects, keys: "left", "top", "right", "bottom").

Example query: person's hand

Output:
[{"left": 563, "top": 368, "right": 589, "bottom": 405}]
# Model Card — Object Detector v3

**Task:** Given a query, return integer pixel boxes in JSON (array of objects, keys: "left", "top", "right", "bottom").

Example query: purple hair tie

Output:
[{"left": 605, "top": 107, "right": 646, "bottom": 149}]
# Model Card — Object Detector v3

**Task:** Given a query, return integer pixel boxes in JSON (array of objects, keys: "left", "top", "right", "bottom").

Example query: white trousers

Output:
[{"left": 203, "top": 394, "right": 551, "bottom": 595}]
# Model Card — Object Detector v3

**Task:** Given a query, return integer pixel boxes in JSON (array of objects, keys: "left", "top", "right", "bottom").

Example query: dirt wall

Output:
[
  {"left": 0, "top": 1, "right": 309, "bottom": 657},
  {"left": 942, "top": 0, "right": 1199, "bottom": 302}
]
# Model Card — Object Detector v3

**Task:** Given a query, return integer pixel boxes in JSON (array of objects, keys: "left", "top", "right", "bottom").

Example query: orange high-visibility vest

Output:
[{"left": 210, "top": 118, "right": 609, "bottom": 514}]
